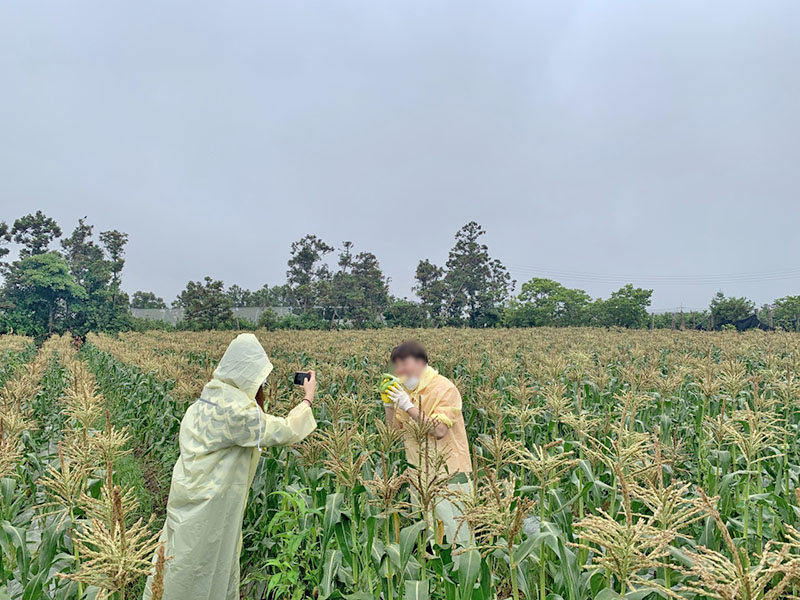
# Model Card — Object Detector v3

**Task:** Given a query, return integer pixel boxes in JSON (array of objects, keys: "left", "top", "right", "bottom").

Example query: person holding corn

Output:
[{"left": 382, "top": 340, "right": 472, "bottom": 545}]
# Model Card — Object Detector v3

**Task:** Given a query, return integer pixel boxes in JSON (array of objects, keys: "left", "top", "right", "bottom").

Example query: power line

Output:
[
  {"left": 508, "top": 264, "right": 800, "bottom": 282},
  {"left": 506, "top": 263, "right": 800, "bottom": 286}
]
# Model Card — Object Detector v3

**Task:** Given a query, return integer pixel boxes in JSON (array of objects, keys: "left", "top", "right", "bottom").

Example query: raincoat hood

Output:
[{"left": 212, "top": 333, "right": 274, "bottom": 400}]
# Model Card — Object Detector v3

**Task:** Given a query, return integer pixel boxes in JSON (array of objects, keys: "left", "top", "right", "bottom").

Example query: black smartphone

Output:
[{"left": 293, "top": 371, "right": 311, "bottom": 386}]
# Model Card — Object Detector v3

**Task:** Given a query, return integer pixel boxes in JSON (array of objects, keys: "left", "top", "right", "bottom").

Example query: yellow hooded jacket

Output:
[
  {"left": 395, "top": 366, "right": 472, "bottom": 475},
  {"left": 143, "top": 333, "right": 316, "bottom": 600}
]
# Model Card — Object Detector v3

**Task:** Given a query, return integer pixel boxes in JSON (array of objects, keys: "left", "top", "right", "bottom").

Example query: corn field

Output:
[{"left": 4, "top": 328, "right": 800, "bottom": 600}]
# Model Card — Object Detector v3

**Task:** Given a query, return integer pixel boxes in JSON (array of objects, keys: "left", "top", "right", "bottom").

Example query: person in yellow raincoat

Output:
[
  {"left": 143, "top": 333, "right": 317, "bottom": 600},
  {"left": 383, "top": 340, "right": 472, "bottom": 545}
]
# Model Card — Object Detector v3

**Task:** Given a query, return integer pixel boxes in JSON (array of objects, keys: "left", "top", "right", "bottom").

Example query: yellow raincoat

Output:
[
  {"left": 394, "top": 366, "right": 471, "bottom": 474},
  {"left": 394, "top": 366, "right": 472, "bottom": 545},
  {"left": 143, "top": 333, "right": 316, "bottom": 600}
]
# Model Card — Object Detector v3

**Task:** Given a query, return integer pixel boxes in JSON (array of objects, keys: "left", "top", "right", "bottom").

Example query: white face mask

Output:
[{"left": 404, "top": 376, "right": 420, "bottom": 391}]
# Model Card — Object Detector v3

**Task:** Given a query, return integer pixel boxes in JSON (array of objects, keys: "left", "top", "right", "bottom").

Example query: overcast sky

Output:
[{"left": 2, "top": 1, "right": 799, "bottom": 312}]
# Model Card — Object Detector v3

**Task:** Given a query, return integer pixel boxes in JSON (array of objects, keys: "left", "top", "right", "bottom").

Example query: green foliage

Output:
[
  {"left": 504, "top": 278, "right": 591, "bottom": 327},
  {"left": 0, "top": 222, "right": 11, "bottom": 262},
  {"left": 174, "top": 276, "right": 235, "bottom": 330},
  {"left": 2, "top": 252, "right": 86, "bottom": 337},
  {"left": 710, "top": 291, "right": 755, "bottom": 324},
  {"left": 651, "top": 310, "right": 709, "bottom": 329},
  {"left": 326, "top": 242, "right": 390, "bottom": 327},
  {"left": 129, "top": 316, "right": 174, "bottom": 332},
  {"left": 275, "top": 309, "right": 328, "bottom": 330},
  {"left": 10, "top": 210, "right": 62, "bottom": 257},
  {"left": 59, "top": 218, "right": 131, "bottom": 335},
  {"left": 600, "top": 284, "right": 653, "bottom": 328},
  {"left": 243, "top": 489, "right": 323, "bottom": 599},
  {"left": 0, "top": 212, "right": 787, "bottom": 335},
  {"left": 773, "top": 295, "right": 800, "bottom": 331},
  {"left": 0, "top": 345, "right": 79, "bottom": 600},
  {"left": 114, "top": 453, "right": 156, "bottom": 518},
  {"left": 287, "top": 235, "right": 334, "bottom": 311},
  {"left": 226, "top": 284, "right": 252, "bottom": 308},
  {"left": 226, "top": 283, "right": 293, "bottom": 308},
  {"left": 443, "top": 222, "right": 514, "bottom": 327},
  {"left": 504, "top": 280, "right": 652, "bottom": 329},
  {"left": 0, "top": 214, "right": 132, "bottom": 337},
  {"left": 60, "top": 218, "right": 108, "bottom": 293},
  {"left": 257, "top": 309, "right": 279, "bottom": 331},
  {"left": 413, "top": 222, "right": 513, "bottom": 327},
  {"left": 98, "top": 229, "right": 128, "bottom": 288},
  {"left": 81, "top": 327, "right": 800, "bottom": 599},
  {"left": 130, "top": 291, "right": 167, "bottom": 309},
  {"left": 384, "top": 298, "right": 429, "bottom": 328},
  {"left": 414, "top": 259, "right": 448, "bottom": 324},
  {"left": 256, "top": 284, "right": 293, "bottom": 307}
]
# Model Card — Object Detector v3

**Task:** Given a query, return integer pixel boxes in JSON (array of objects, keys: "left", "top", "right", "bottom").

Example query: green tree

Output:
[
  {"left": 709, "top": 292, "right": 755, "bottom": 324},
  {"left": 559, "top": 287, "right": 594, "bottom": 326},
  {"left": 257, "top": 308, "right": 279, "bottom": 331},
  {"left": 651, "top": 310, "right": 709, "bottom": 329},
  {"left": 60, "top": 218, "right": 130, "bottom": 334},
  {"left": 384, "top": 298, "right": 428, "bottom": 328},
  {"left": 443, "top": 222, "right": 513, "bottom": 327},
  {"left": 287, "top": 235, "right": 333, "bottom": 311},
  {"left": 226, "top": 284, "right": 253, "bottom": 307},
  {"left": 1, "top": 214, "right": 131, "bottom": 335},
  {"left": 99, "top": 229, "right": 129, "bottom": 289},
  {"left": 275, "top": 310, "right": 327, "bottom": 330},
  {"left": 414, "top": 259, "right": 448, "bottom": 324},
  {"left": 175, "top": 276, "right": 234, "bottom": 330},
  {"left": 0, "top": 222, "right": 11, "bottom": 263},
  {"left": 504, "top": 278, "right": 591, "bottom": 327},
  {"left": 602, "top": 284, "right": 653, "bottom": 328},
  {"left": 773, "top": 296, "right": 800, "bottom": 331},
  {"left": 250, "top": 284, "right": 293, "bottom": 307},
  {"left": 61, "top": 218, "right": 110, "bottom": 293},
  {"left": 587, "top": 299, "right": 608, "bottom": 326},
  {"left": 2, "top": 252, "right": 86, "bottom": 336},
  {"left": 226, "top": 284, "right": 292, "bottom": 307},
  {"left": 328, "top": 242, "right": 389, "bottom": 327},
  {"left": 350, "top": 251, "right": 389, "bottom": 325},
  {"left": 504, "top": 278, "right": 562, "bottom": 327},
  {"left": 131, "top": 291, "right": 167, "bottom": 309},
  {"left": 11, "top": 210, "right": 62, "bottom": 257},
  {"left": 99, "top": 229, "right": 129, "bottom": 324}
]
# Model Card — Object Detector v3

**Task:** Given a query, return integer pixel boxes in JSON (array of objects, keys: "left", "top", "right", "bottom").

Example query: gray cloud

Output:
[{"left": 1, "top": 1, "right": 799, "bottom": 311}]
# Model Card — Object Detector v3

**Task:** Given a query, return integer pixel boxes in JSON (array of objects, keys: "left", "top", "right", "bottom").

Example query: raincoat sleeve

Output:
[
  {"left": 429, "top": 385, "right": 461, "bottom": 429},
  {"left": 227, "top": 401, "right": 317, "bottom": 449}
]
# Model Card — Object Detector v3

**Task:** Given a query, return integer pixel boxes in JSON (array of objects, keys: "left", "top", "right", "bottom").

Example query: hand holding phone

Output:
[{"left": 294, "top": 370, "right": 317, "bottom": 404}]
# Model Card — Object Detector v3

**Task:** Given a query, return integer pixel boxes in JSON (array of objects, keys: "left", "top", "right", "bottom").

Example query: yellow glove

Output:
[{"left": 379, "top": 374, "right": 401, "bottom": 406}]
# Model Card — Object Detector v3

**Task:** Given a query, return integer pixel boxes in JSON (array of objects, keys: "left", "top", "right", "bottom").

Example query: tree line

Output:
[
  {"left": 0, "top": 211, "right": 129, "bottom": 338},
  {"left": 3, "top": 211, "right": 800, "bottom": 336}
]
